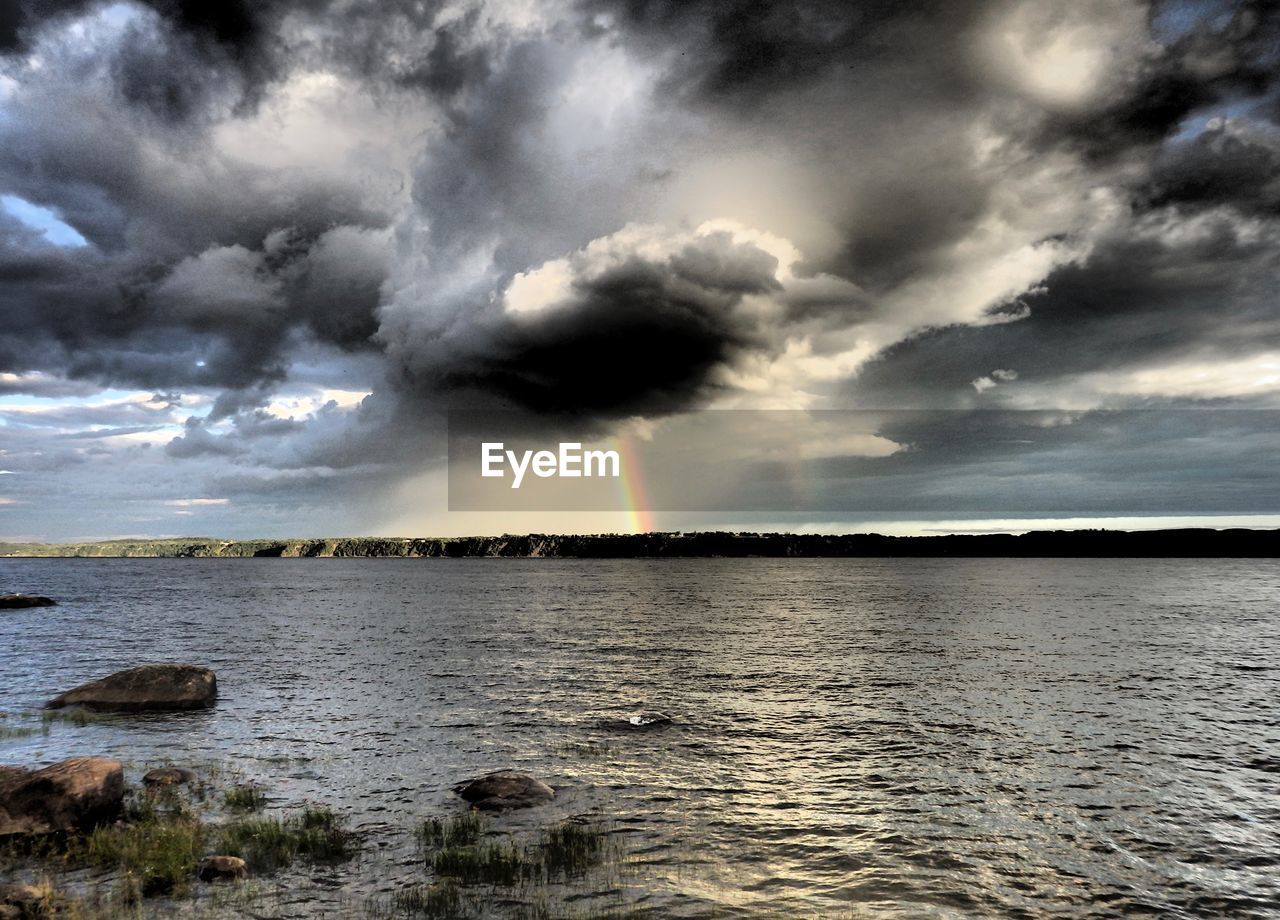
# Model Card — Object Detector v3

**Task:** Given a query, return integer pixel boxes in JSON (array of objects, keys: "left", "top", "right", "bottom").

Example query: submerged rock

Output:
[
  {"left": 453, "top": 771, "right": 554, "bottom": 811},
  {"left": 601, "top": 711, "right": 674, "bottom": 731},
  {"left": 142, "top": 767, "right": 198, "bottom": 788},
  {"left": 0, "top": 757, "right": 124, "bottom": 837},
  {"left": 46, "top": 664, "right": 216, "bottom": 712},
  {"left": 198, "top": 855, "right": 248, "bottom": 882},
  {"left": 0, "top": 594, "right": 55, "bottom": 609}
]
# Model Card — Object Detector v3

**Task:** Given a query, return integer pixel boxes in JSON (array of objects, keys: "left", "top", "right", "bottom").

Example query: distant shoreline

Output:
[{"left": 2, "top": 529, "right": 1279, "bottom": 558}]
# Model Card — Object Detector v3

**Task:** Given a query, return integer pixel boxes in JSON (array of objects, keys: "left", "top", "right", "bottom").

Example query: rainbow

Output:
[{"left": 611, "top": 436, "right": 655, "bottom": 534}]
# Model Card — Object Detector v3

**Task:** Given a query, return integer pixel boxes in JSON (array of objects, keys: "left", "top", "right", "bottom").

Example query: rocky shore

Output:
[{"left": 2, "top": 662, "right": 574, "bottom": 919}]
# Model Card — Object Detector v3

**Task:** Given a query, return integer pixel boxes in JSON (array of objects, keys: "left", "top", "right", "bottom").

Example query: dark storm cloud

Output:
[
  {"left": 582, "top": 0, "right": 985, "bottom": 104},
  {"left": 0, "top": 0, "right": 91, "bottom": 52},
  {"left": 0, "top": 0, "right": 267, "bottom": 52},
  {"left": 403, "top": 236, "right": 781, "bottom": 416},
  {"left": 1144, "top": 119, "right": 1280, "bottom": 215},
  {"left": 4, "top": 0, "right": 280, "bottom": 104}
]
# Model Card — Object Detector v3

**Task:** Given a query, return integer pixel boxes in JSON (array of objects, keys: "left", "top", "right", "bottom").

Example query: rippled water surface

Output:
[{"left": 2, "top": 557, "right": 1279, "bottom": 918}]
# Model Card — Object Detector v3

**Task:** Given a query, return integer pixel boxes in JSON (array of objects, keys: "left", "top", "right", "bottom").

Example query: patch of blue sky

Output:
[
  {"left": 0, "top": 388, "right": 147, "bottom": 412},
  {"left": 101, "top": 2, "right": 139, "bottom": 27},
  {"left": 1151, "top": 0, "right": 1237, "bottom": 45},
  {"left": 1, "top": 194, "right": 88, "bottom": 247},
  {"left": 1170, "top": 97, "right": 1277, "bottom": 144}
]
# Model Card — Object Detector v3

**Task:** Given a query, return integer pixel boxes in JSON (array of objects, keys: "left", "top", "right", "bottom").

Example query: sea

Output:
[{"left": 2, "top": 557, "right": 1278, "bottom": 918}]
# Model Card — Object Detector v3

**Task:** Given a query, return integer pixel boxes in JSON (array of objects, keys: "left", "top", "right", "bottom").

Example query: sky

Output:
[{"left": 1, "top": 0, "right": 1279, "bottom": 540}]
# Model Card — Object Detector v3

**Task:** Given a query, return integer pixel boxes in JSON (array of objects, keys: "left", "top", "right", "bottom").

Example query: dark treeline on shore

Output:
[{"left": 2, "top": 529, "right": 1279, "bottom": 558}]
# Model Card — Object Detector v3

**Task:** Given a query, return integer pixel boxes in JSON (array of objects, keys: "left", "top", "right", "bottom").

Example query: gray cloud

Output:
[{"left": 3, "top": 0, "right": 1280, "bottom": 537}]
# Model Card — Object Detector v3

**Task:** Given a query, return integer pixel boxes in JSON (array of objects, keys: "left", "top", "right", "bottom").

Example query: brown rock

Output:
[
  {"left": 142, "top": 767, "right": 198, "bottom": 788},
  {"left": 0, "top": 757, "right": 124, "bottom": 837},
  {"left": 46, "top": 664, "right": 216, "bottom": 712},
  {"left": 0, "top": 595, "right": 55, "bottom": 609},
  {"left": 453, "top": 771, "right": 554, "bottom": 811},
  {"left": 198, "top": 855, "right": 248, "bottom": 882}
]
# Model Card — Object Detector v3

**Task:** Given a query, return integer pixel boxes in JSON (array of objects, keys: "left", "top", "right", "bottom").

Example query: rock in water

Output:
[
  {"left": 46, "top": 664, "right": 216, "bottom": 712},
  {"left": 143, "top": 767, "right": 198, "bottom": 788},
  {"left": 0, "top": 594, "right": 56, "bottom": 609},
  {"left": 453, "top": 771, "right": 555, "bottom": 811},
  {"left": 0, "top": 757, "right": 125, "bottom": 836},
  {"left": 604, "top": 711, "right": 673, "bottom": 731},
  {"left": 198, "top": 855, "right": 248, "bottom": 882}
]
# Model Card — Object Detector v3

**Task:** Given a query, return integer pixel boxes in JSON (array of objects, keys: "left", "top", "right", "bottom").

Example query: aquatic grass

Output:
[
  {"left": 214, "top": 805, "right": 357, "bottom": 872},
  {"left": 125, "top": 783, "right": 201, "bottom": 825},
  {"left": 416, "top": 812, "right": 487, "bottom": 850},
  {"left": 556, "top": 741, "right": 618, "bottom": 760},
  {"left": 41, "top": 707, "right": 118, "bottom": 727},
  {"left": 214, "top": 816, "right": 297, "bottom": 872},
  {"left": 3, "top": 783, "right": 358, "bottom": 915},
  {"left": 368, "top": 880, "right": 648, "bottom": 920},
  {"left": 224, "top": 782, "right": 266, "bottom": 813},
  {"left": 538, "top": 820, "right": 612, "bottom": 880},
  {"left": 13, "top": 883, "right": 147, "bottom": 920},
  {"left": 510, "top": 902, "right": 651, "bottom": 920},
  {"left": 293, "top": 805, "right": 359, "bottom": 861},
  {"left": 0, "top": 710, "right": 50, "bottom": 740},
  {"left": 0, "top": 722, "right": 41, "bottom": 740},
  {"left": 201, "top": 877, "right": 273, "bottom": 912},
  {"left": 83, "top": 812, "right": 205, "bottom": 896},
  {"left": 431, "top": 839, "right": 531, "bottom": 886},
  {"left": 390, "top": 879, "right": 463, "bottom": 917},
  {"left": 426, "top": 820, "right": 615, "bottom": 888}
]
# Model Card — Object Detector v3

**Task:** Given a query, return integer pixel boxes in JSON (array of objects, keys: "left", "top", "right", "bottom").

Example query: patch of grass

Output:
[
  {"left": 83, "top": 812, "right": 205, "bottom": 897},
  {"left": 224, "top": 783, "right": 266, "bottom": 813},
  {"left": 214, "top": 805, "right": 357, "bottom": 872},
  {"left": 416, "top": 812, "right": 486, "bottom": 850}
]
